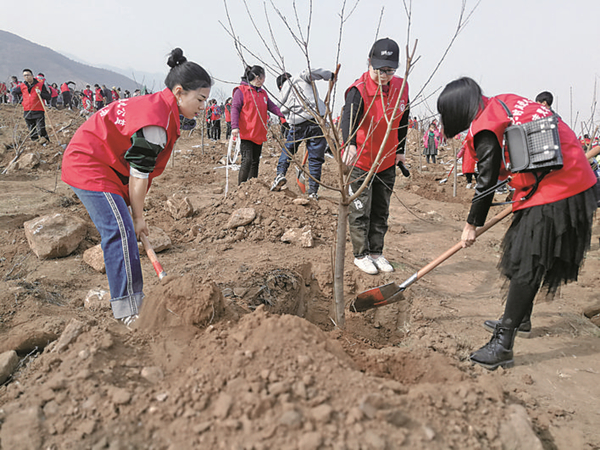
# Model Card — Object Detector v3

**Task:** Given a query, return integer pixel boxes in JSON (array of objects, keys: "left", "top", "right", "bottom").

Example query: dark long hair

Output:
[
  {"left": 242, "top": 65, "right": 265, "bottom": 83},
  {"left": 437, "top": 77, "right": 483, "bottom": 138},
  {"left": 164, "top": 48, "right": 212, "bottom": 92}
]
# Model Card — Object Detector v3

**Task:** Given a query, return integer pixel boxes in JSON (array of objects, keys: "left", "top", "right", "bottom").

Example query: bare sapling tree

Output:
[{"left": 222, "top": 0, "right": 479, "bottom": 327}]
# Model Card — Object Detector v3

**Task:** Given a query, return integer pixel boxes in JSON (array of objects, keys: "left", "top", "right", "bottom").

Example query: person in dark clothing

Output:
[
  {"left": 437, "top": 77, "right": 597, "bottom": 370},
  {"left": 103, "top": 85, "right": 113, "bottom": 104},
  {"left": 341, "top": 38, "right": 410, "bottom": 275},
  {"left": 20, "top": 69, "right": 51, "bottom": 143}
]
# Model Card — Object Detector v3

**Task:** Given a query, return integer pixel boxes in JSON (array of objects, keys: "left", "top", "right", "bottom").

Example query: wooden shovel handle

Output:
[
  {"left": 415, "top": 205, "right": 512, "bottom": 282},
  {"left": 140, "top": 233, "right": 167, "bottom": 280}
]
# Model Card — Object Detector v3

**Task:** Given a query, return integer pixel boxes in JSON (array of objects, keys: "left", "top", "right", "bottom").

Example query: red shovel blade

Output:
[{"left": 351, "top": 282, "right": 404, "bottom": 312}]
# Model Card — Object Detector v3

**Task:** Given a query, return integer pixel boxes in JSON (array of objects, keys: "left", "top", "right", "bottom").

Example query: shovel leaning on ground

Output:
[
  {"left": 351, "top": 205, "right": 513, "bottom": 312},
  {"left": 296, "top": 149, "right": 309, "bottom": 193}
]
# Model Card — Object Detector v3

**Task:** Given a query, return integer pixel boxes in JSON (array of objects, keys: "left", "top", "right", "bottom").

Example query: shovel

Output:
[
  {"left": 37, "top": 91, "right": 66, "bottom": 150},
  {"left": 439, "top": 164, "right": 454, "bottom": 184},
  {"left": 351, "top": 205, "right": 512, "bottom": 312},
  {"left": 296, "top": 149, "right": 309, "bottom": 193},
  {"left": 140, "top": 233, "right": 170, "bottom": 284}
]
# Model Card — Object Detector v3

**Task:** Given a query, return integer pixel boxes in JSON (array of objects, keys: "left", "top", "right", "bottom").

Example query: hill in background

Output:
[{"left": 0, "top": 29, "right": 141, "bottom": 91}]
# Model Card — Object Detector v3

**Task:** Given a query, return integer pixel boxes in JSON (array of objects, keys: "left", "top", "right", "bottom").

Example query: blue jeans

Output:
[
  {"left": 70, "top": 186, "right": 144, "bottom": 319},
  {"left": 276, "top": 121, "right": 327, "bottom": 194}
]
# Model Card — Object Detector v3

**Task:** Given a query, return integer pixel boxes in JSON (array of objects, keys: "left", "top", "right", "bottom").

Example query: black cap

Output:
[{"left": 369, "top": 38, "right": 399, "bottom": 69}]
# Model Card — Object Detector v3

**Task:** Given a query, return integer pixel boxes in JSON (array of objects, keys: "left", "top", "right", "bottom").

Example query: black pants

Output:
[
  {"left": 24, "top": 111, "right": 48, "bottom": 140},
  {"left": 238, "top": 139, "right": 263, "bottom": 185},
  {"left": 62, "top": 91, "right": 72, "bottom": 109},
  {"left": 212, "top": 119, "right": 221, "bottom": 140},
  {"left": 225, "top": 122, "right": 232, "bottom": 140},
  {"left": 95, "top": 101, "right": 104, "bottom": 110},
  {"left": 465, "top": 172, "right": 477, "bottom": 183},
  {"left": 348, "top": 165, "right": 396, "bottom": 257}
]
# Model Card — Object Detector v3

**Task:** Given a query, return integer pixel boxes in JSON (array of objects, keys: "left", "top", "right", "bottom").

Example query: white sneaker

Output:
[
  {"left": 466, "top": 183, "right": 472, "bottom": 189},
  {"left": 270, "top": 173, "right": 287, "bottom": 191},
  {"left": 120, "top": 314, "right": 138, "bottom": 327},
  {"left": 370, "top": 254, "right": 394, "bottom": 273},
  {"left": 354, "top": 256, "right": 378, "bottom": 275}
]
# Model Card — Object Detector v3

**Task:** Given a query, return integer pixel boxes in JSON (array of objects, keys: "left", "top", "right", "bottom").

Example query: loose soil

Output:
[{"left": 0, "top": 103, "right": 599, "bottom": 450}]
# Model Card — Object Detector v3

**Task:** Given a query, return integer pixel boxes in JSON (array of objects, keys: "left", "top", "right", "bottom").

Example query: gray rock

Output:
[
  {"left": 0, "top": 406, "right": 43, "bottom": 450},
  {"left": 500, "top": 404, "right": 543, "bottom": 450},
  {"left": 24, "top": 213, "right": 88, "bottom": 259},
  {"left": 227, "top": 208, "right": 256, "bottom": 229},
  {"left": 213, "top": 392, "right": 233, "bottom": 419},
  {"left": 166, "top": 195, "right": 194, "bottom": 219},
  {"left": 83, "top": 244, "right": 105, "bottom": 273},
  {"left": 53, "top": 318, "right": 86, "bottom": 353},
  {"left": 0, "top": 350, "right": 19, "bottom": 384},
  {"left": 137, "top": 226, "right": 172, "bottom": 253},
  {"left": 84, "top": 289, "right": 110, "bottom": 311},
  {"left": 141, "top": 366, "right": 164, "bottom": 384},
  {"left": 281, "top": 226, "right": 314, "bottom": 248}
]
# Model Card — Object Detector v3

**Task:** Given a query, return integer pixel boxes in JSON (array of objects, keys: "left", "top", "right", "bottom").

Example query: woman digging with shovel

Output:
[
  {"left": 437, "top": 77, "right": 597, "bottom": 370},
  {"left": 61, "top": 48, "right": 212, "bottom": 326}
]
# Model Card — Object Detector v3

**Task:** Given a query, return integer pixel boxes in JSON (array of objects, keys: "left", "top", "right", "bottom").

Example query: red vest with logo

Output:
[
  {"left": 62, "top": 88, "right": 181, "bottom": 204},
  {"left": 344, "top": 72, "right": 409, "bottom": 172},
  {"left": 83, "top": 89, "right": 93, "bottom": 100},
  {"left": 20, "top": 79, "right": 45, "bottom": 112},
  {"left": 95, "top": 88, "right": 103, "bottom": 102},
  {"left": 233, "top": 84, "right": 269, "bottom": 145},
  {"left": 210, "top": 104, "right": 221, "bottom": 121},
  {"left": 466, "top": 94, "right": 596, "bottom": 212}
]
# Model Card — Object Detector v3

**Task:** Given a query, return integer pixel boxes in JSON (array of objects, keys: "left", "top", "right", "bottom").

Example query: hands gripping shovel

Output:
[{"left": 351, "top": 205, "right": 512, "bottom": 312}]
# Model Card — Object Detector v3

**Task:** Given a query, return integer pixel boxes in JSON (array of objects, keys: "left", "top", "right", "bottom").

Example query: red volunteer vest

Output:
[
  {"left": 49, "top": 86, "right": 59, "bottom": 97},
  {"left": 467, "top": 94, "right": 596, "bottom": 212},
  {"left": 224, "top": 105, "right": 231, "bottom": 122},
  {"left": 83, "top": 89, "right": 93, "bottom": 100},
  {"left": 62, "top": 88, "right": 181, "bottom": 204},
  {"left": 233, "top": 84, "right": 269, "bottom": 145},
  {"left": 20, "top": 79, "right": 45, "bottom": 112},
  {"left": 210, "top": 104, "right": 221, "bottom": 120},
  {"left": 60, "top": 83, "right": 70, "bottom": 94},
  {"left": 344, "top": 72, "right": 409, "bottom": 172},
  {"left": 95, "top": 88, "right": 103, "bottom": 102}
]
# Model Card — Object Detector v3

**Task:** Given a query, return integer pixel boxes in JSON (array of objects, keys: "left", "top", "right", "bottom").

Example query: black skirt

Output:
[{"left": 499, "top": 186, "right": 597, "bottom": 294}]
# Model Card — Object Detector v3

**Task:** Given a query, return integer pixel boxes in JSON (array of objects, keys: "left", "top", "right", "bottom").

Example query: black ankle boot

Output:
[
  {"left": 470, "top": 324, "right": 516, "bottom": 370},
  {"left": 482, "top": 314, "right": 531, "bottom": 338}
]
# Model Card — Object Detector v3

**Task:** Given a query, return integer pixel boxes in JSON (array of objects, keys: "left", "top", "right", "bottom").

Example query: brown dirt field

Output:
[{"left": 0, "top": 104, "right": 599, "bottom": 449}]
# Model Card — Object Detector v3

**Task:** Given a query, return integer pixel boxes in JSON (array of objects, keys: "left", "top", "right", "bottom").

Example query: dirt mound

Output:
[{"left": 136, "top": 273, "right": 225, "bottom": 330}]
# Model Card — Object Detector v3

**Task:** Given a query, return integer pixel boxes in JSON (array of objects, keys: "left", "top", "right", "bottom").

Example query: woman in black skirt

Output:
[{"left": 437, "top": 77, "right": 597, "bottom": 370}]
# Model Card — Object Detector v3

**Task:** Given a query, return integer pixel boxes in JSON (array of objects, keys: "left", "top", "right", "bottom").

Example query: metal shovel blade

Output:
[
  {"left": 351, "top": 282, "right": 404, "bottom": 312},
  {"left": 296, "top": 166, "right": 307, "bottom": 193}
]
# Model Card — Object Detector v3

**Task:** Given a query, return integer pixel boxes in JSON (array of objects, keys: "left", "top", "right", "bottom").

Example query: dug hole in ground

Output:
[{"left": 0, "top": 107, "right": 599, "bottom": 449}]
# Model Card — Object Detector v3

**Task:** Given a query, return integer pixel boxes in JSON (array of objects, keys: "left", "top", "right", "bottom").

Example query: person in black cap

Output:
[{"left": 341, "top": 37, "right": 410, "bottom": 275}]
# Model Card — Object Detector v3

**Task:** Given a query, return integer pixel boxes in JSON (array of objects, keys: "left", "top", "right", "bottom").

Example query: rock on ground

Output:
[{"left": 24, "top": 213, "right": 87, "bottom": 259}]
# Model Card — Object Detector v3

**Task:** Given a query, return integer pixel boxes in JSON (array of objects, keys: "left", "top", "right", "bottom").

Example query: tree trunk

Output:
[{"left": 333, "top": 200, "right": 349, "bottom": 327}]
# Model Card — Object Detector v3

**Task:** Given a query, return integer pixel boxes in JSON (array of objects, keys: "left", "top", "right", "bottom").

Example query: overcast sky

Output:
[{"left": 1, "top": 0, "right": 599, "bottom": 132}]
